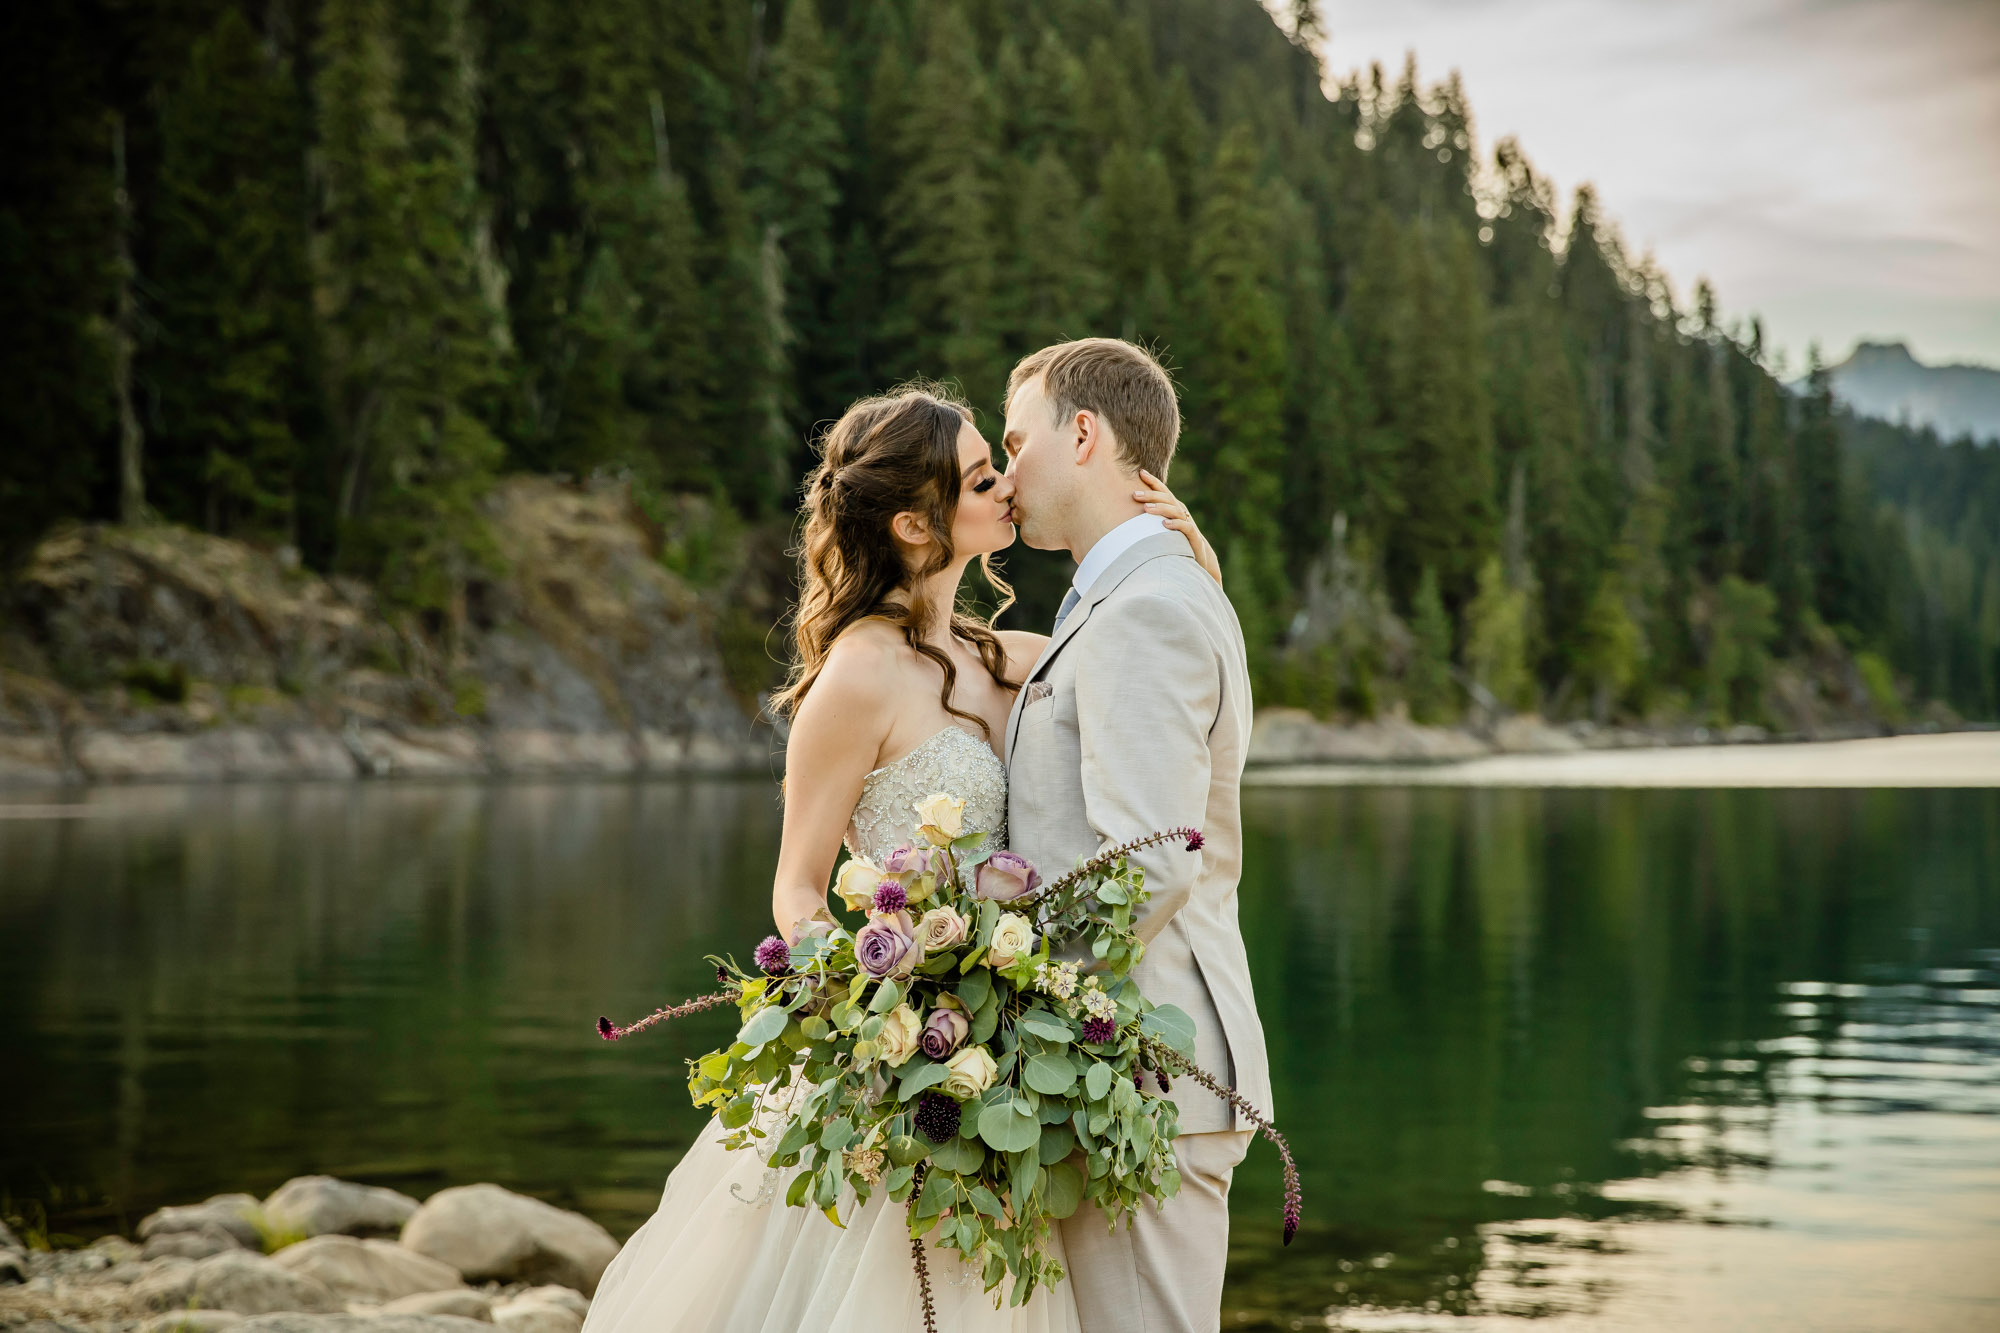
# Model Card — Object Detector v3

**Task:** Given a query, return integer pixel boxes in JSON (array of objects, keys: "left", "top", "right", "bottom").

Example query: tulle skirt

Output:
[{"left": 583, "top": 1108, "right": 1082, "bottom": 1333}]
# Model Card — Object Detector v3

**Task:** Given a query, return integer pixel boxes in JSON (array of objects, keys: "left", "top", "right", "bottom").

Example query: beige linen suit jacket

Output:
[{"left": 1004, "top": 529, "right": 1273, "bottom": 1136}]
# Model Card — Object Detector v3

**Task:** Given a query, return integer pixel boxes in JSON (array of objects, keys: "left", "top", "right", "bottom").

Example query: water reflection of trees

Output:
[
  {"left": 0, "top": 781, "right": 784, "bottom": 1231},
  {"left": 1225, "top": 786, "right": 2000, "bottom": 1323},
  {"left": 3, "top": 783, "right": 1995, "bottom": 1323}
]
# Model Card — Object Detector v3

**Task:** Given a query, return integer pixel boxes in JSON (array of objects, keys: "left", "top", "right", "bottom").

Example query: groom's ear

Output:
[{"left": 1071, "top": 408, "right": 1103, "bottom": 464}]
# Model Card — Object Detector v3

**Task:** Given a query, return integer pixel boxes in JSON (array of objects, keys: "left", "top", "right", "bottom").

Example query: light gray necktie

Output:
[{"left": 1052, "top": 588, "right": 1080, "bottom": 636}]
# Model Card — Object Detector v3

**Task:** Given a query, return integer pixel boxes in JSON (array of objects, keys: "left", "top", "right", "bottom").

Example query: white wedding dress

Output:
[{"left": 583, "top": 725, "right": 1082, "bottom": 1333}]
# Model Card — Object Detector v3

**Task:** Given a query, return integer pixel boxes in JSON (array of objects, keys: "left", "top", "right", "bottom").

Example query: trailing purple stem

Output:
[
  {"left": 596, "top": 989, "right": 735, "bottom": 1041},
  {"left": 908, "top": 1163, "right": 938, "bottom": 1333},
  {"left": 1140, "top": 1035, "right": 1301, "bottom": 1246},
  {"left": 1040, "top": 827, "right": 1204, "bottom": 910}
]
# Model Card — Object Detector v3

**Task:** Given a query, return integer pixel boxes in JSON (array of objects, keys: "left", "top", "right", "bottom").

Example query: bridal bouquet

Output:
[{"left": 597, "top": 794, "right": 1297, "bottom": 1323}]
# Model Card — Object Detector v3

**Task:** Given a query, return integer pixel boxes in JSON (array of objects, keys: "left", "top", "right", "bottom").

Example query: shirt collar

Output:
[{"left": 1071, "top": 513, "right": 1168, "bottom": 600}]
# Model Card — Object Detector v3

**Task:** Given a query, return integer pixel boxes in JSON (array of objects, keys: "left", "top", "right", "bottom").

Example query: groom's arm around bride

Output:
[{"left": 1001, "top": 338, "right": 1274, "bottom": 1333}]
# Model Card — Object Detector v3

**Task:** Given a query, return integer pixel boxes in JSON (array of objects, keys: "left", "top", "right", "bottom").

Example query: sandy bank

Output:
[{"left": 1246, "top": 730, "right": 2000, "bottom": 788}]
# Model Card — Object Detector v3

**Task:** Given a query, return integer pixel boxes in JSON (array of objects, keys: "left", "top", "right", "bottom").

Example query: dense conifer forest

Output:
[{"left": 5, "top": 0, "right": 1996, "bottom": 723}]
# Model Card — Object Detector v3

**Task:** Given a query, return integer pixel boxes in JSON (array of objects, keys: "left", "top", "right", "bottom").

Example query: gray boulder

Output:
[
  {"left": 144, "top": 1223, "right": 247, "bottom": 1263},
  {"left": 233, "top": 1316, "right": 493, "bottom": 1333},
  {"left": 399, "top": 1187, "right": 616, "bottom": 1296},
  {"left": 269, "top": 1237, "right": 462, "bottom": 1306},
  {"left": 262, "top": 1179, "right": 420, "bottom": 1241},
  {"left": 138, "top": 1195, "right": 267, "bottom": 1253},
  {"left": 141, "top": 1312, "right": 247, "bottom": 1333},
  {"left": 129, "top": 1250, "right": 341, "bottom": 1316},
  {"left": 489, "top": 1293, "right": 581, "bottom": 1333},
  {"left": 379, "top": 1290, "right": 492, "bottom": 1322}
]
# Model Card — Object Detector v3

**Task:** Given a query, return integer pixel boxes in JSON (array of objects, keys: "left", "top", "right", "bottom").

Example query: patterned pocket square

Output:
[{"left": 1022, "top": 680, "right": 1053, "bottom": 705}]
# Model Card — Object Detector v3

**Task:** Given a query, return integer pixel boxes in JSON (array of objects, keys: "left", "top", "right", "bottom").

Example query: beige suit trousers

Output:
[{"left": 1056, "top": 1129, "right": 1255, "bottom": 1333}]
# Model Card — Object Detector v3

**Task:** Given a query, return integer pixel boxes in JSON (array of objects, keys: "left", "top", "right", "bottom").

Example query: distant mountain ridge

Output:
[{"left": 1826, "top": 342, "right": 2000, "bottom": 444}]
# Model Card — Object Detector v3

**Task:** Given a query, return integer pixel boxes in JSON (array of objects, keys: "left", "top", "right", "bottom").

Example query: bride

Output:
[{"left": 582, "top": 385, "right": 1217, "bottom": 1332}]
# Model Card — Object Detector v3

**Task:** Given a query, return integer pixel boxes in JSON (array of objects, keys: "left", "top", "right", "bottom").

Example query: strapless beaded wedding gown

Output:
[{"left": 582, "top": 726, "right": 1082, "bottom": 1333}]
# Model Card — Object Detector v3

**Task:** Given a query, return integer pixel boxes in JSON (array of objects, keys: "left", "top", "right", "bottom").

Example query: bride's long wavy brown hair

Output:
[{"left": 771, "top": 386, "right": 1016, "bottom": 738}]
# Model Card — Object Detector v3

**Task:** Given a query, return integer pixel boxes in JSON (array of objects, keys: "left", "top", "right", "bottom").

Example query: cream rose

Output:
[
  {"left": 913, "top": 906, "right": 970, "bottom": 952},
  {"left": 984, "top": 911, "right": 1035, "bottom": 969},
  {"left": 877, "top": 1003, "right": 922, "bottom": 1068},
  {"left": 942, "top": 1044, "right": 998, "bottom": 1098},
  {"left": 834, "top": 857, "right": 884, "bottom": 913},
  {"left": 914, "top": 792, "right": 966, "bottom": 847}
]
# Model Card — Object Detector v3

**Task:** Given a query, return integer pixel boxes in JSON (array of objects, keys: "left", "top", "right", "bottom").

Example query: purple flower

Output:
[
  {"left": 1283, "top": 1184, "right": 1302, "bottom": 1246},
  {"left": 914, "top": 1091, "right": 961, "bottom": 1144},
  {"left": 1080, "top": 1016, "right": 1116, "bottom": 1044},
  {"left": 1185, "top": 829, "right": 1205, "bottom": 852},
  {"left": 883, "top": 843, "right": 932, "bottom": 877},
  {"left": 753, "top": 935, "right": 790, "bottom": 975},
  {"left": 597, "top": 1016, "right": 617, "bottom": 1041},
  {"left": 974, "top": 850, "right": 1042, "bottom": 902},
  {"left": 714, "top": 963, "right": 730, "bottom": 985},
  {"left": 872, "top": 881, "right": 908, "bottom": 915},
  {"left": 854, "top": 910, "right": 920, "bottom": 978},
  {"left": 919, "top": 1006, "right": 969, "bottom": 1061}
]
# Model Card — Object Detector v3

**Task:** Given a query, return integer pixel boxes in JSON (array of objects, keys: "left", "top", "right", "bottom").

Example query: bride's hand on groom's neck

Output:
[{"left": 1133, "top": 469, "right": 1223, "bottom": 586}]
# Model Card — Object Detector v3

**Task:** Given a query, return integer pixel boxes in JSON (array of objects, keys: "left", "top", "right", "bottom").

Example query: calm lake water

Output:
[{"left": 3, "top": 780, "right": 1998, "bottom": 1330}]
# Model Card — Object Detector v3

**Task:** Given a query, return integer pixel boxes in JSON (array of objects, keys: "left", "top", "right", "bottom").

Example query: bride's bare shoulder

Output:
[{"left": 993, "top": 629, "right": 1049, "bottom": 684}]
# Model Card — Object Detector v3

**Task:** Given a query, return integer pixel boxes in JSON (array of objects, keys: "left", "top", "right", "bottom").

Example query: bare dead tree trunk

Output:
[{"left": 110, "top": 111, "right": 147, "bottom": 524}]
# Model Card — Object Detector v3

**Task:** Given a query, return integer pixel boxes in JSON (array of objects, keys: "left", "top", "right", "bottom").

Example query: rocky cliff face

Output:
[{"left": 0, "top": 477, "right": 776, "bottom": 785}]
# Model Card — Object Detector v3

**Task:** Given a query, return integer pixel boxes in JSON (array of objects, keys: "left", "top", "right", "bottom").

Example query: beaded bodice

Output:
[{"left": 845, "top": 725, "right": 1007, "bottom": 866}]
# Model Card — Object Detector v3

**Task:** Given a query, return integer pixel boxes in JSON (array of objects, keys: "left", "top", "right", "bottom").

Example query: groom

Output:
[{"left": 1000, "top": 338, "right": 1273, "bottom": 1331}]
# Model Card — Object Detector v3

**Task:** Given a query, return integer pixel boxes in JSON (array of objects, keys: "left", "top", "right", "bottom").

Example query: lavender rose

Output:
[
  {"left": 855, "top": 910, "right": 920, "bottom": 978},
  {"left": 920, "top": 1004, "right": 970, "bottom": 1061},
  {"left": 883, "top": 843, "right": 941, "bottom": 904},
  {"left": 974, "top": 850, "right": 1042, "bottom": 902}
]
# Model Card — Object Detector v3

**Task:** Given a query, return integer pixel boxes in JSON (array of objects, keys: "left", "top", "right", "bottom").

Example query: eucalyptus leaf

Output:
[
  {"left": 928, "top": 1135, "right": 984, "bottom": 1173},
  {"left": 868, "top": 980, "right": 903, "bottom": 1014},
  {"left": 1084, "top": 1061, "right": 1115, "bottom": 1102},
  {"left": 977, "top": 1099, "right": 1041, "bottom": 1153},
  {"left": 1139, "top": 1003, "right": 1197, "bottom": 1057},
  {"left": 885, "top": 1133, "right": 927, "bottom": 1167},
  {"left": 736, "top": 1005, "right": 788, "bottom": 1048},
  {"left": 956, "top": 969, "right": 992, "bottom": 1011},
  {"left": 819, "top": 1117, "right": 855, "bottom": 1151},
  {"left": 1023, "top": 1053, "right": 1078, "bottom": 1096},
  {"left": 1041, "top": 1161, "right": 1085, "bottom": 1219},
  {"left": 897, "top": 1060, "right": 951, "bottom": 1100},
  {"left": 967, "top": 1185, "right": 1005, "bottom": 1219},
  {"left": 970, "top": 1002, "right": 999, "bottom": 1045},
  {"left": 1037, "top": 1122, "right": 1076, "bottom": 1165},
  {"left": 785, "top": 1170, "right": 812, "bottom": 1208},
  {"left": 1016, "top": 1012, "right": 1072, "bottom": 1044}
]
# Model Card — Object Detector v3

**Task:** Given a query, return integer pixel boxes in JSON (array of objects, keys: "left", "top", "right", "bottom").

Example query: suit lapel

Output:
[{"left": 1004, "top": 531, "right": 1193, "bottom": 761}]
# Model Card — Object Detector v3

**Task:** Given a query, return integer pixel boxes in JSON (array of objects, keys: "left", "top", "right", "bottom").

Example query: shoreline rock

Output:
[{"left": 0, "top": 1179, "right": 600, "bottom": 1333}]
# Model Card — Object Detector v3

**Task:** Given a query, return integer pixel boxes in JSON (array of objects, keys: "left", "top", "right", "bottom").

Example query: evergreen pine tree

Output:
[
  {"left": 1406, "top": 566, "right": 1457, "bottom": 723},
  {"left": 151, "top": 8, "right": 312, "bottom": 540},
  {"left": 880, "top": 3, "right": 1002, "bottom": 411}
]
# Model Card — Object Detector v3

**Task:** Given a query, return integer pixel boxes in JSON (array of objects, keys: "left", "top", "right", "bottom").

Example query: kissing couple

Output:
[{"left": 584, "top": 338, "right": 1275, "bottom": 1333}]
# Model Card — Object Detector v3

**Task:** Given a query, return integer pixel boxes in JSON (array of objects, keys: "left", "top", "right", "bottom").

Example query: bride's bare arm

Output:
[{"left": 771, "top": 635, "right": 897, "bottom": 942}]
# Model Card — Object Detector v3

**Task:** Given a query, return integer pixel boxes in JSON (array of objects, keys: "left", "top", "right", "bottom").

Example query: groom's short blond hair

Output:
[{"left": 1007, "top": 338, "right": 1179, "bottom": 478}]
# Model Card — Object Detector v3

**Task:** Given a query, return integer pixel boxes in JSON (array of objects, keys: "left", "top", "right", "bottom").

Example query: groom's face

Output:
[{"left": 1000, "top": 375, "right": 1074, "bottom": 552}]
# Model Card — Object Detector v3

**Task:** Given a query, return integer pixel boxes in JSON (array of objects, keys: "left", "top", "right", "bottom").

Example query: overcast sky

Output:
[{"left": 1311, "top": 0, "right": 2000, "bottom": 370}]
